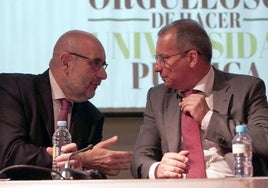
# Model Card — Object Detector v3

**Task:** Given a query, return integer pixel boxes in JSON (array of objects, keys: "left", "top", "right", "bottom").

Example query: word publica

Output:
[{"left": 132, "top": 61, "right": 260, "bottom": 89}]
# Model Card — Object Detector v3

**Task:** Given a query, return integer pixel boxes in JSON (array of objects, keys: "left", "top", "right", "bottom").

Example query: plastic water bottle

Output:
[
  {"left": 51, "top": 121, "right": 72, "bottom": 179},
  {"left": 232, "top": 125, "right": 253, "bottom": 177}
]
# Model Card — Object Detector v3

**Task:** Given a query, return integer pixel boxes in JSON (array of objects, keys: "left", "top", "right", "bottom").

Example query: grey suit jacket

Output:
[{"left": 131, "top": 68, "right": 268, "bottom": 178}]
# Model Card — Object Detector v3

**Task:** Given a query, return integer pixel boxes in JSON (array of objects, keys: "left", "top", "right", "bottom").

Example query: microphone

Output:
[{"left": 60, "top": 144, "right": 93, "bottom": 180}]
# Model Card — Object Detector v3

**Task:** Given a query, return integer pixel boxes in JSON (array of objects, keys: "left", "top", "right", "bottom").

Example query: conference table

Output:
[{"left": 1, "top": 177, "right": 268, "bottom": 188}]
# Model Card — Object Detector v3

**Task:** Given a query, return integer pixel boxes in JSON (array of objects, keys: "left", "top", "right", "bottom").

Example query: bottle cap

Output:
[
  {"left": 57, "top": 121, "right": 67, "bottom": 127},
  {"left": 236, "top": 125, "right": 247, "bottom": 133}
]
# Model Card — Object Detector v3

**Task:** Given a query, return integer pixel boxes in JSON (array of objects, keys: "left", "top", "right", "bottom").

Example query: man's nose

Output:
[
  {"left": 154, "top": 61, "right": 163, "bottom": 72},
  {"left": 96, "top": 67, "right": 107, "bottom": 80}
]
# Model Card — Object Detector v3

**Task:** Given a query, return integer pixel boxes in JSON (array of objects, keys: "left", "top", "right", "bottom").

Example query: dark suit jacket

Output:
[
  {"left": 131, "top": 68, "right": 268, "bottom": 178},
  {"left": 0, "top": 70, "right": 104, "bottom": 179}
]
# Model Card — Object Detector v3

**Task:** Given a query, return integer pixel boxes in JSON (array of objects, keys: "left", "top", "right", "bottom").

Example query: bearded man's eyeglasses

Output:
[{"left": 68, "top": 52, "right": 108, "bottom": 71}]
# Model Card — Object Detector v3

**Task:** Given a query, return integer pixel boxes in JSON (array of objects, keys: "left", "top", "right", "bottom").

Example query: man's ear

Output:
[
  {"left": 60, "top": 52, "right": 72, "bottom": 74},
  {"left": 188, "top": 50, "right": 199, "bottom": 68}
]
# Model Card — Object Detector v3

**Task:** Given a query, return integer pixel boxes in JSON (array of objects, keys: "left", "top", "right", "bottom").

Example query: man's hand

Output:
[
  {"left": 80, "top": 136, "right": 133, "bottom": 176},
  {"left": 179, "top": 93, "right": 210, "bottom": 124},
  {"left": 46, "top": 143, "right": 82, "bottom": 170},
  {"left": 155, "top": 150, "right": 189, "bottom": 178}
]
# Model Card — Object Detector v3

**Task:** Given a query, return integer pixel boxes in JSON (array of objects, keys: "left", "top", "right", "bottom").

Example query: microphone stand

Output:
[{"left": 61, "top": 144, "right": 93, "bottom": 180}]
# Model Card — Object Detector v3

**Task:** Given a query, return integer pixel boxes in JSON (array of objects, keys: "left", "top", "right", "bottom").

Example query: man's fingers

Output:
[
  {"left": 46, "top": 147, "right": 53, "bottom": 156},
  {"left": 95, "top": 136, "right": 118, "bottom": 148},
  {"left": 61, "top": 143, "right": 77, "bottom": 153},
  {"left": 109, "top": 150, "right": 133, "bottom": 159}
]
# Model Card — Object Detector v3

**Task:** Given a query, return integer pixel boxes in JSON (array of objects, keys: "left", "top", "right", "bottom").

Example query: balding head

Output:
[
  {"left": 51, "top": 30, "right": 105, "bottom": 66},
  {"left": 49, "top": 30, "right": 107, "bottom": 102}
]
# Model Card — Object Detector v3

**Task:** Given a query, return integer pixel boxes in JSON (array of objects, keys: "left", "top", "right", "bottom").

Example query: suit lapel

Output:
[
  {"left": 164, "top": 89, "right": 181, "bottom": 152},
  {"left": 212, "top": 68, "right": 232, "bottom": 114},
  {"left": 70, "top": 102, "right": 96, "bottom": 148},
  {"left": 69, "top": 103, "right": 85, "bottom": 146},
  {"left": 163, "top": 68, "right": 233, "bottom": 153},
  {"left": 34, "top": 70, "right": 54, "bottom": 138}
]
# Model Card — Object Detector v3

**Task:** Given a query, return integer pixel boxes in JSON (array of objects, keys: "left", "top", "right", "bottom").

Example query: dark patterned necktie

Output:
[
  {"left": 59, "top": 99, "right": 71, "bottom": 121},
  {"left": 181, "top": 90, "right": 206, "bottom": 178}
]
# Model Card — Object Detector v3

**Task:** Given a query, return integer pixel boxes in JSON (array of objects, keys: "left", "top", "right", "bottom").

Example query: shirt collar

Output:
[
  {"left": 193, "top": 66, "right": 214, "bottom": 96},
  {"left": 49, "top": 69, "right": 66, "bottom": 100}
]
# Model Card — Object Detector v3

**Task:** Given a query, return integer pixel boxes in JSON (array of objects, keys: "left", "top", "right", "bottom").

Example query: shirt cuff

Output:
[
  {"left": 149, "top": 162, "right": 160, "bottom": 179},
  {"left": 201, "top": 109, "right": 213, "bottom": 130}
]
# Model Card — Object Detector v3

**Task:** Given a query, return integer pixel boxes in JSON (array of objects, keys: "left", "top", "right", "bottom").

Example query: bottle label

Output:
[
  {"left": 52, "top": 145, "right": 61, "bottom": 159},
  {"left": 232, "top": 143, "right": 246, "bottom": 154}
]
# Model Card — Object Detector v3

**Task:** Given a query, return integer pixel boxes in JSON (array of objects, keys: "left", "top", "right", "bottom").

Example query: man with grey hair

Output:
[{"left": 131, "top": 19, "right": 268, "bottom": 179}]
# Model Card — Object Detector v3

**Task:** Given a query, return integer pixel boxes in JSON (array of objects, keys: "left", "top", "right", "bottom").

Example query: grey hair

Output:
[{"left": 158, "top": 19, "right": 212, "bottom": 62}]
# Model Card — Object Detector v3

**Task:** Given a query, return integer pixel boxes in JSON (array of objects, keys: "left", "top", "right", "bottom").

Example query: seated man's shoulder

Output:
[
  {"left": 0, "top": 73, "right": 35, "bottom": 82},
  {"left": 0, "top": 73, "right": 37, "bottom": 92},
  {"left": 151, "top": 83, "right": 175, "bottom": 95}
]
